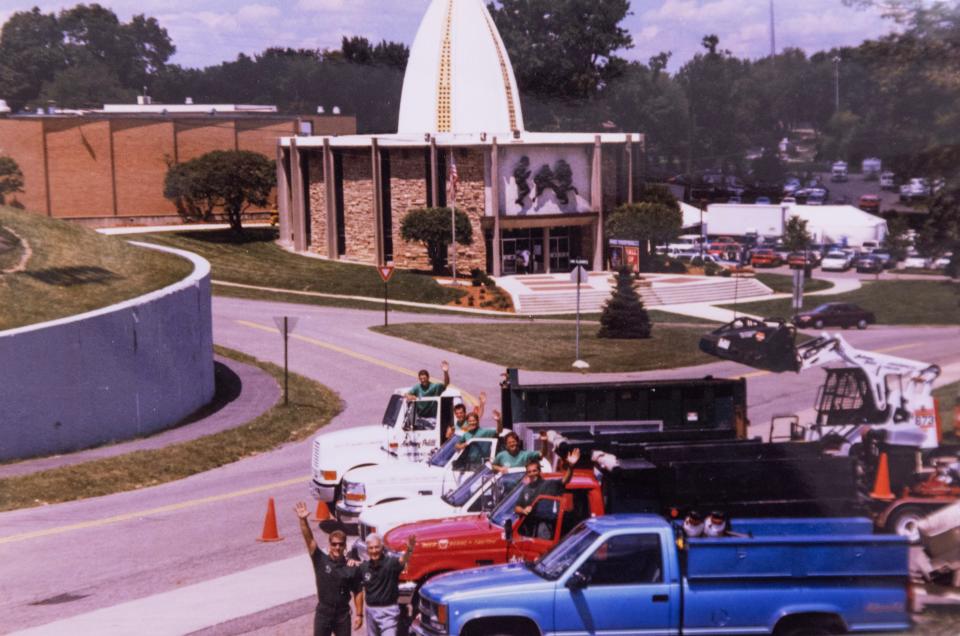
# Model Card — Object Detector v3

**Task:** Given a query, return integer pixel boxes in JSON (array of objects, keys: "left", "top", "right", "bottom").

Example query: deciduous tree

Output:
[
  {"left": 400, "top": 208, "right": 473, "bottom": 274},
  {"left": 604, "top": 202, "right": 682, "bottom": 269}
]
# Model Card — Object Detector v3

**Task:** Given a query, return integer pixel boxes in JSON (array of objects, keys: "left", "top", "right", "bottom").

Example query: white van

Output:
[{"left": 831, "top": 161, "right": 848, "bottom": 182}]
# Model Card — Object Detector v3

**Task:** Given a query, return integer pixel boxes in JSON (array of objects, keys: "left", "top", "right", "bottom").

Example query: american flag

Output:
[{"left": 448, "top": 156, "right": 458, "bottom": 199}]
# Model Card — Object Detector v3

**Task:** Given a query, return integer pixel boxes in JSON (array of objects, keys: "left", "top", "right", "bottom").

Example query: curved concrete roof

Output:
[{"left": 397, "top": 0, "right": 525, "bottom": 135}]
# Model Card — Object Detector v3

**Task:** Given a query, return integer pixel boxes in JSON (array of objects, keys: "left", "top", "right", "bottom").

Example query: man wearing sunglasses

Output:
[{"left": 296, "top": 502, "right": 363, "bottom": 636}]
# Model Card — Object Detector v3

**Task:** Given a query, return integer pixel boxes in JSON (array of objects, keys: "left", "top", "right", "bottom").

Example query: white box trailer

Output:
[
  {"left": 704, "top": 203, "right": 787, "bottom": 238},
  {"left": 705, "top": 203, "right": 888, "bottom": 246}
]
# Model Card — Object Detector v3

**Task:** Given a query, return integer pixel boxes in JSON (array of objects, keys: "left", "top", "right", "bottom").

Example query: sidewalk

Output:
[
  {"left": 654, "top": 275, "right": 861, "bottom": 323},
  {"left": 0, "top": 355, "right": 280, "bottom": 479}
]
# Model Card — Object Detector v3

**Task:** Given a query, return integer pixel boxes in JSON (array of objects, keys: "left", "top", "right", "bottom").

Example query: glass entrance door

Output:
[
  {"left": 550, "top": 236, "right": 570, "bottom": 272},
  {"left": 502, "top": 230, "right": 544, "bottom": 275}
]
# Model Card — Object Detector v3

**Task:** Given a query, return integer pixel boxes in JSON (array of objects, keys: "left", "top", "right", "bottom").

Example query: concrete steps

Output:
[{"left": 513, "top": 277, "right": 772, "bottom": 315}]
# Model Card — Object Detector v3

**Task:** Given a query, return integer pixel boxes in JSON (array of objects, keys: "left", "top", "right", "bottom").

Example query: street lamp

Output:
[{"left": 832, "top": 55, "right": 841, "bottom": 113}]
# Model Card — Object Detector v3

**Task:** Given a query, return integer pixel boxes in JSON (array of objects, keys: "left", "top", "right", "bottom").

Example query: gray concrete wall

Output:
[{"left": 0, "top": 243, "right": 215, "bottom": 462}]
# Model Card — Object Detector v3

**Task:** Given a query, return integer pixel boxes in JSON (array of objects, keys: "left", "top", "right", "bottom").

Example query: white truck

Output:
[
  {"left": 310, "top": 388, "right": 465, "bottom": 504},
  {"left": 831, "top": 160, "right": 848, "bottom": 182},
  {"left": 353, "top": 466, "right": 528, "bottom": 556},
  {"left": 335, "top": 433, "right": 500, "bottom": 528}
]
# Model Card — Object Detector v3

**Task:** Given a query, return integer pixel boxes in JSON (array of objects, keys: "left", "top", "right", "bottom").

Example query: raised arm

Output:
[
  {"left": 492, "top": 409, "right": 503, "bottom": 435},
  {"left": 441, "top": 360, "right": 450, "bottom": 389},
  {"left": 474, "top": 391, "right": 487, "bottom": 419},
  {"left": 561, "top": 448, "right": 581, "bottom": 486},
  {"left": 294, "top": 502, "right": 317, "bottom": 554},
  {"left": 399, "top": 534, "right": 416, "bottom": 567}
]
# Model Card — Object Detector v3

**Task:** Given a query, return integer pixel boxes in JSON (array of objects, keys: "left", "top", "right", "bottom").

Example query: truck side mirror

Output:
[
  {"left": 565, "top": 570, "right": 589, "bottom": 590},
  {"left": 504, "top": 519, "right": 513, "bottom": 543}
]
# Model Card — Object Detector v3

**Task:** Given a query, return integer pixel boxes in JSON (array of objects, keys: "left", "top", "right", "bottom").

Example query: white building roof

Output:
[
  {"left": 101, "top": 104, "right": 277, "bottom": 114},
  {"left": 280, "top": 131, "right": 640, "bottom": 148},
  {"left": 397, "top": 0, "right": 524, "bottom": 135}
]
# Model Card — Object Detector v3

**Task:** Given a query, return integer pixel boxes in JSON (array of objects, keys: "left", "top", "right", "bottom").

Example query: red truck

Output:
[{"left": 384, "top": 438, "right": 863, "bottom": 605}]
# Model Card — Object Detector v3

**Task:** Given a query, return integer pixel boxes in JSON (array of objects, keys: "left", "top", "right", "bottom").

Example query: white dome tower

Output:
[{"left": 397, "top": 0, "right": 525, "bottom": 134}]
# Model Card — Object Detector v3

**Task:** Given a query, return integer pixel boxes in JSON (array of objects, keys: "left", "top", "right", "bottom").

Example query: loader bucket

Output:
[{"left": 699, "top": 317, "right": 801, "bottom": 373}]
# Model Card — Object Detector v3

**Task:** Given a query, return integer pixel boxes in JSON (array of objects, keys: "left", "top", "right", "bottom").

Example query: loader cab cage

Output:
[{"left": 815, "top": 367, "right": 886, "bottom": 427}]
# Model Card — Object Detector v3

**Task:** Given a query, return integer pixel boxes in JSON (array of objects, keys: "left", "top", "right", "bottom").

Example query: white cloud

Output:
[
  {"left": 297, "top": 0, "right": 348, "bottom": 11},
  {"left": 237, "top": 4, "right": 281, "bottom": 23},
  {"left": 636, "top": 25, "right": 662, "bottom": 42}
]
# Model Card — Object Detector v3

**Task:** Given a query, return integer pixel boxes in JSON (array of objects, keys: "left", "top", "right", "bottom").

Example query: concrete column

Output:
[
  {"left": 371, "top": 138, "right": 384, "bottom": 266},
  {"left": 592, "top": 136, "right": 604, "bottom": 271},
  {"left": 491, "top": 137, "right": 502, "bottom": 276},
  {"left": 276, "top": 144, "right": 293, "bottom": 247},
  {"left": 543, "top": 227, "right": 550, "bottom": 273},
  {"left": 626, "top": 134, "right": 634, "bottom": 204},
  {"left": 323, "top": 138, "right": 338, "bottom": 259},
  {"left": 289, "top": 138, "right": 305, "bottom": 252},
  {"left": 429, "top": 136, "right": 439, "bottom": 207}
]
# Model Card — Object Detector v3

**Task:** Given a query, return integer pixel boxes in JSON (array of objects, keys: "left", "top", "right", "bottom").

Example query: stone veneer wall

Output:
[
  {"left": 308, "top": 152, "right": 328, "bottom": 255},
  {"left": 446, "top": 148, "right": 486, "bottom": 274},
  {"left": 389, "top": 149, "right": 431, "bottom": 270},
  {"left": 602, "top": 149, "right": 620, "bottom": 213},
  {"left": 341, "top": 150, "right": 377, "bottom": 263}
]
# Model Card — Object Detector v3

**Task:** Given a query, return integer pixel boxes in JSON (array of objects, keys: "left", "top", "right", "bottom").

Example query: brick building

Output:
[
  {"left": 278, "top": 0, "right": 643, "bottom": 275},
  {"left": 0, "top": 103, "right": 356, "bottom": 225}
]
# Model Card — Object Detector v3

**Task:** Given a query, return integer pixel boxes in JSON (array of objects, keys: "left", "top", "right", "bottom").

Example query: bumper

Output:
[
  {"left": 312, "top": 480, "right": 336, "bottom": 502},
  {"left": 335, "top": 502, "right": 362, "bottom": 531},
  {"left": 398, "top": 581, "right": 417, "bottom": 606},
  {"left": 411, "top": 617, "right": 448, "bottom": 636}
]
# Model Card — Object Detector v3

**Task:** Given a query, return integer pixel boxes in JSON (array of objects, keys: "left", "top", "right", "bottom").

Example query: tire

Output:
[
  {"left": 778, "top": 626, "right": 834, "bottom": 636},
  {"left": 857, "top": 319, "right": 868, "bottom": 330},
  {"left": 814, "top": 319, "right": 824, "bottom": 329},
  {"left": 888, "top": 505, "right": 925, "bottom": 544}
]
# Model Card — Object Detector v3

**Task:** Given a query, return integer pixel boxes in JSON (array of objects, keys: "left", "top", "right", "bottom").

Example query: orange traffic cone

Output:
[
  {"left": 257, "top": 497, "right": 284, "bottom": 542},
  {"left": 313, "top": 500, "right": 331, "bottom": 521},
  {"left": 870, "top": 452, "right": 895, "bottom": 501}
]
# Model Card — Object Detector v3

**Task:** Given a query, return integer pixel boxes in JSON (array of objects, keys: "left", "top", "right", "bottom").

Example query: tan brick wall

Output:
[
  {"left": 0, "top": 119, "right": 46, "bottom": 214},
  {"left": 307, "top": 152, "right": 328, "bottom": 254},
  {"left": 176, "top": 120, "right": 236, "bottom": 162},
  {"left": 45, "top": 119, "right": 114, "bottom": 217},
  {"left": 388, "top": 149, "right": 430, "bottom": 270},
  {"left": 237, "top": 120, "right": 295, "bottom": 157},
  {"left": 341, "top": 150, "right": 377, "bottom": 263},
  {"left": 113, "top": 119, "right": 177, "bottom": 216}
]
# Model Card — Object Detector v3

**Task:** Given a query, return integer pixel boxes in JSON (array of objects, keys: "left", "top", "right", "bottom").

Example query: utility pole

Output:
[{"left": 769, "top": 0, "right": 776, "bottom": 57}]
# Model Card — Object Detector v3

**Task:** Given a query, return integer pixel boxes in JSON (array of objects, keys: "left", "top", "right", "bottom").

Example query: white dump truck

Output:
[{"left": 310, "top": 388, "right": 465, "bottom": 503}]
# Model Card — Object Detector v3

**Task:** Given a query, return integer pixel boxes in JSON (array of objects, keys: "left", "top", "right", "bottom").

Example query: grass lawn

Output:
[
  {"left": 753, "top": 273, "right": 834, "bottom": 294},
  {"left": 934, "top": 379, "right": 960, "bottom": 439},
  {"left": 0, "top": 206, "right": 193, "bottom": 330},
  {"left": 546, "top": 310, "right": 719, "bottom": 325},
  {"left": 142, "top": 227, "right": 464, "bottom": 305},
  {"left": 720, "top": 280, "right": 960, "bottom": 324},
  {"left": 371, "top": 322, "right": 713, "bottom": 373},
  {"left": 0, "top": 346, "right": 341, "bottom": 512}
]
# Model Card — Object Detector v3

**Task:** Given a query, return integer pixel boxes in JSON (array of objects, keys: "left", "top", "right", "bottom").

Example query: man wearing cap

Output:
[
  {"left": 356, "top": 532, "right": 416, "bottom": 636},
  {"left": 295, "top": 502, "right": 363, "bottom": 636}
]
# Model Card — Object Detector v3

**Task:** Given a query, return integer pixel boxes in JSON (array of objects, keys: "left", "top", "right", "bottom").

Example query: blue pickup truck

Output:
[{"left": 413, "top": 514, "right": 910, "bottom": 636}]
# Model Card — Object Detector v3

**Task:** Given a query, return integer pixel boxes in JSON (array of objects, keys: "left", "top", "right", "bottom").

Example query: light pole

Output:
[{"left": 832, "top": 55, "right": 841, "bottom": 113}]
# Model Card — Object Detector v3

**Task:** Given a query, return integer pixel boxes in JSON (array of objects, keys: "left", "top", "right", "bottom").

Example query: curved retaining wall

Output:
[{"left": 0, "top": 242, "right": 215, "bottom": 462}]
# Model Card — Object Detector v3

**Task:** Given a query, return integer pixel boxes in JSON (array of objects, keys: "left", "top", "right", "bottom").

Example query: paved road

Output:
[{"left": 2, "top": 297, "right": 959, "bottom": 634}]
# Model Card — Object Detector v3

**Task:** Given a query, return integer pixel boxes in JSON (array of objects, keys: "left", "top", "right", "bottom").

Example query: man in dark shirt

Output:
[
  {"left": 295, "top": 502, "right": 363, "bottom": 636},
  {"left": 515, "top": 447, "right": 580, "bottom": 539},
  {"left": 357, "top": 532, "right": 416, "bottom": 636}
]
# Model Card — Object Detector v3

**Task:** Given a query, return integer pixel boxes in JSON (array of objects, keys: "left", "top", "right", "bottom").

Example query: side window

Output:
[
  {"left": 453, "top": 439, "right": 494, "bottom": 471},
  {"left": 410, "top": 400, "right": 438, "bottom": 430},
  {"left": 518, "top": 497, "right": 561, "bottom": 540},
  {"left": 578, "top": 534, "right": 663, "bottom": 585}
]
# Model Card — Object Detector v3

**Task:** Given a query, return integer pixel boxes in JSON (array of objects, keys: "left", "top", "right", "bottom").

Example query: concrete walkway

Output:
[
  {"left": 0, "top": 355, "right": 280, "bottom": 479},
  {"left": 654, "top": 275, "right": 863, "bottom": 323}
]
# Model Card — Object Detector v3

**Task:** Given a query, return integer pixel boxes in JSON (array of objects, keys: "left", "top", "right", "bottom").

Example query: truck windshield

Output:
[
  {"left": 382, "top": 394, "right": 404, "bottom": 427},
  {"left": 442, "top": 466, "right": 494, "bottom": 506},
  {"left": 532, "top": 525, "right": 599, "bottom": 580},
  {"left": 428, "top": 436, "right": 460, "bottom": 467},
  {"left": 488, "top": 478, "right": 532, "bottom": 526}
]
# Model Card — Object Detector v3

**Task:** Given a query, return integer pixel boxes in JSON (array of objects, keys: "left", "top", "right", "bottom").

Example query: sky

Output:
[{"left": 0, "top": 0, "right": 900, "bottom": 71}]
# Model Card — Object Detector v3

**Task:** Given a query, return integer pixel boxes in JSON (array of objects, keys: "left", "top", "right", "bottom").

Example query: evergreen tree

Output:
[{"left": 598, "top": 268, "right": 652, "bottom": 339}]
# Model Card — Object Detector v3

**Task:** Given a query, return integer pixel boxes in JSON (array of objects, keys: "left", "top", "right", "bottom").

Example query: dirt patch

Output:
[{"left": 0, "top": 225, "right": 30, "bottom": 273}]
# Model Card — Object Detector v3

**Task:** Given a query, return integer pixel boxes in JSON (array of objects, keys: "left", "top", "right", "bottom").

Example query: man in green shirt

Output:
[
  {"left": 455, "top": 410, "right": 503, "bottom": 448},
  {"left": 445, "top": 392, "right": 487, "bottom": 440},
  {"left": 405, "top": 360, "right": 450, "bottom": 401},
  {"left": 493, "top": 431, "right": 542, "bottom": 472}
]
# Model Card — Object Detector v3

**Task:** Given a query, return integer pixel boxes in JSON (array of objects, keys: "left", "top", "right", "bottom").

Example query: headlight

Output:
[
  {"left": 343, "top": 481, "right": 366, "bottom": 502},
  {"left": 321, "top": 470, "right": 337, "bottom": 481}
]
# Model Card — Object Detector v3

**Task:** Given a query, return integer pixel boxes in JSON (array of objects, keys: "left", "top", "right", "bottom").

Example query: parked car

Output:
[
  {"left": 755, "top": 196, "right": 771, "bottom": 204},
  {"left": 908, "top": 177, "right": 930, "bottom": 200},
  {"left": 932, "top": 252, "right": 954, "bottom": 269},
  {"left": 706, "top": 241, "right": 740, "bottom": 259},
  {"left": 871, "top": 250, "right": 896, "bottom": 269},
  {"left": 880, "top": 172, "right": 896, "bottom": 190},
  {"left": 899, "top": 184, "right": 912, "bottom": 202},
  {"left": 780, "top": 196, "right": 797, "bottom": 205},
  {"left": 861, "top": 240, "right": 880, "bottom": 253},
  {"left": 793, "top": 302, "right": 876, "bottom": 329},
  {"left": 806, "top": 189, "right": 827, "bottom": 205},
  {"left": 903, "top": 251, "right": 930, "bottom": 269},
  {"left": 821, "top": 250, "right": 853, "bottom": 271},
  {"left": 750, "top": 248, "right": 782, "bottom": 268},
  {"left": 859, "top": 194, "right": 881, "bottom": 214},
  {"left": 855, "top": 255, "right": 883, "bottom": 274},
  {"left": 782, "top": 177, "right": 801, "bottom": 195},
  {"left": 786, "top": 252, "right": 816, "bottom": 268}
]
